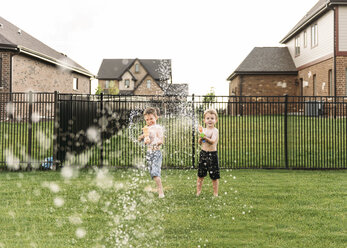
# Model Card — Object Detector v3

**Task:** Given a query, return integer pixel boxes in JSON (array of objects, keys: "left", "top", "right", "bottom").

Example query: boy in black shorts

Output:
[{"left": 196, "top": 109, "right": 220, "bottom": 197}]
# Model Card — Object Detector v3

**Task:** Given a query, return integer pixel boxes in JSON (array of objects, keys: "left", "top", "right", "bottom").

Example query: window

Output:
[
  {"left": 300, "top": 78, "right": 303, "bottom": 96},
  {"left": 124, "top": 79, "right": 130, "bottom": 88},
  {"left": 313, "top": 74, "right": 316, "bottom": 96},
  {"left": 303, "top": 31, "right": 307, "bottom": 48},
  {"left": 135, "top": 64, "right": 139, "bottom": 73},
  {"left": 0, "top": 58, "right": 2, "bottom": 87},
  {"left": 105, "top": 80, "right": 110, "bottom": 89},
  {"left": 73, "top": 77, "right": 78, "bottom": 90},
  {"left": 328, "top": 69, "right": 333, "bottom": 96},
  {"left": 295, "top": 36, "right": 300, "bottom": 56},
  {"left": 311, "top": 24, "right": 318, "bottom": 47},
  {"left": 146, "top": 79, "right": 151, "bottom": 89}
]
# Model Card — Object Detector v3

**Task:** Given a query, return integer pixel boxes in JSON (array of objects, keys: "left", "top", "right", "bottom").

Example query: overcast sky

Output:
[{"left": 2, "top": 0, "right": 319, "bottom": 95}]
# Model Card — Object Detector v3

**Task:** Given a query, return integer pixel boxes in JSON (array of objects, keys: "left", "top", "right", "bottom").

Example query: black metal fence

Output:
[{"left": 1, "top": 92, "right": 346, "bottom": 169}]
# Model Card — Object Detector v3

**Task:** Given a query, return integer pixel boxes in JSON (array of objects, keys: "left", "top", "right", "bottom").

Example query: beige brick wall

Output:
[
  {"left": 12, "top": 54, "right": 91, "bottom": 93},
  {"left": 228, "top": 74, "right": 299, "bottom": 115},
  {"left": 336, "top": 56, "right": 347, "bottom": 95},
  {"left": 134, "top": 75, "right": 164, "bottom": 95},
  {"left": 239, "top": 74, "right": 299, "bottom": 96},
  {"left": 229, "top": 77, "right": 240, "bottom": 96},
  {"left": 0, "top": 51, "right": 13, "bottom": 92},
  {"left": 298, "top": 58, "right": 333, "bottom": 96}
]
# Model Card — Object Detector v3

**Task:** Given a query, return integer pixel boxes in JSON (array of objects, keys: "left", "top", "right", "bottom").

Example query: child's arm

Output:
[
  {"left": 138, "top": 134, "right": 145, "bottom": 142},
  {"left": 204, "top": 129, "right": 219, "bottom": 145}
]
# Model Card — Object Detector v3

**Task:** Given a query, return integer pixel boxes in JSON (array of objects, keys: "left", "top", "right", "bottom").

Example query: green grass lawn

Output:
[
  {"left": 0, "top": 169, "right": 345, "bottom": 247},
  {"left": 1, "top": 115, "right": 347, "bottom": 169}
]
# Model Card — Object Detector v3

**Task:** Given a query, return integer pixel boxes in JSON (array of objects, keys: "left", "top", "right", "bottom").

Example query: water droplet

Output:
[
  {"left": 54, "top": 197, "right": 64, "bottom": 207},
  {"left": 75, "top": 228, "right": 86, "bottom": 238}
]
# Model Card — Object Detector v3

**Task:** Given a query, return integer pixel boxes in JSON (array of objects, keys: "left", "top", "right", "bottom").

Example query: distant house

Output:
[
  {"left": 97, "top": 58, "right": 188, "bottom": 96},
  {"left": 0, "top": 16, "right": 94, "bottom": 94},
  {"left": 228, "top": 0, "right": 347, "bottom": 97}
]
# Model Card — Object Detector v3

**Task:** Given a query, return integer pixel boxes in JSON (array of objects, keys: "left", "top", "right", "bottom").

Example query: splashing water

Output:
[{"left": 75, "top": 228, "right": 86, "bottom": 239}]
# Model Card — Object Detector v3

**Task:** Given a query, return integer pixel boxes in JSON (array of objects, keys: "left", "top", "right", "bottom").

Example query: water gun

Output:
[
  {"left": 198, "top": 126, "right": 206, "bottom": 143},
  {"left": 142, "top": 125, "right": 150, "bottom": 143},
  {"left": 142, "top": 125, "right": 149, "bottom": 137}
]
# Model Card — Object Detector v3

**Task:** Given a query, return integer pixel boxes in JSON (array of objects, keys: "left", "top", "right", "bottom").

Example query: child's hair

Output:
[
  {"left": 204, "top": 109, "right": 218, "bottom": 120},
  {"left": 144, "top": 107, "right": 159, "bottom": 117}
]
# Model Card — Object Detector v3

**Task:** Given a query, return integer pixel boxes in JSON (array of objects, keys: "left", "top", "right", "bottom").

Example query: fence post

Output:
[
  {"left": 284, "top": 94, "right": 289, "bottom": 169},
  {"left": 53, "top": 91, "right": 59, "bottom": 169},
  {"left": 99, "top": 92, "right": 104, "bottom": 167},
  {"left": 27, "top": 91, "right": 33, "bottom": 170},
  {"left": 192, "top": 94, "right": 195, "bottom": 168}
]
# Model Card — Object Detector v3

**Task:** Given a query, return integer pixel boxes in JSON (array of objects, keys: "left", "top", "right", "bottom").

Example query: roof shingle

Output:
[
  {"left": 0, "top": 16, "right": 93, "bottom": 77},
  {"left": 227, "top": 47, "right": 297, "bottom": 80}
]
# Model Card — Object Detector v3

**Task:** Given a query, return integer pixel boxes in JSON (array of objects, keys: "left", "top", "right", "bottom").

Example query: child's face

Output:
[
  {"left": 204, "top": 113, "right": 217, "bottom": 128},
  {"left": 144, "top": 114, "right": 158, "bottom": 126}
]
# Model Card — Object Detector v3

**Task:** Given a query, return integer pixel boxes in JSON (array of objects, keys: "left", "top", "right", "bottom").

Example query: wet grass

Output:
[
  {"left": 0, "top": 169, "right": 345, "bottom": 247},
  {"left": 1, "top": 115, "right": 347, "bottom": 169}
]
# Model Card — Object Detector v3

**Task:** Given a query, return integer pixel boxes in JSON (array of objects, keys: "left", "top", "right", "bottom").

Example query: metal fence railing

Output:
[{"left": 0, "top": 92, "right": 346, "bottom": 169}]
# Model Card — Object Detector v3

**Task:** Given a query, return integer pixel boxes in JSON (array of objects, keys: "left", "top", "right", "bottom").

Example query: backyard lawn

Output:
[
  {"left": 1, "top": 115, "right": 346, "bottom": 169},
  {"left": 0, "top": 169, "right": 345, "bottom": 247}
]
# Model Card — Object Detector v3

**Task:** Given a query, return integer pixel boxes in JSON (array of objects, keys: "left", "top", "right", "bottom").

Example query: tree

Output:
[
  {"left": 95, "top": 85, "right": 103, "bottom": 95},
  {"left": 203, "top": 87, "right": 216, "bottom": 108},
  {"left": 95, "top": 82, "right": 119, "bottom": 95}
]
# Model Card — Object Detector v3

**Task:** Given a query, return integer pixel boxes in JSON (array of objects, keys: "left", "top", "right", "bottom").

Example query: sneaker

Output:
[{"left": 159, "top": 194, "right": 165, "bottom": 198}]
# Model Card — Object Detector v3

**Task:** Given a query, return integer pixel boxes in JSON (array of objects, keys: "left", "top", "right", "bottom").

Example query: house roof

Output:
[
  {"left": 227, "top": 47, "right": 297, "bottom": 81},
  {"left": 280, "top": 0, "right": 347, "bottom": 43},
  {"left": 0, "top": 16, "right": 94, "bottom": 77},
  {"left": 165, "top": 84, "right": 189, "bottom": 96},
  {"left": 97, "top": 59, "right": 172, "bottom": 81}
]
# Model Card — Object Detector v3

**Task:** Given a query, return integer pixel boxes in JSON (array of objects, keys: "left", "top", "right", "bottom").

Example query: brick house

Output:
[
  {"left": 0, "top": 16, "right": 94, "bottom": 94},
  {"left": 228, "top": 0, "right": 347, "bottom": 97},
  {"left": 227, "top": 47, "right": 299, "bottom": 97},
  {"left": 97, "top": 58, "right": 188, "bottom": 96}
]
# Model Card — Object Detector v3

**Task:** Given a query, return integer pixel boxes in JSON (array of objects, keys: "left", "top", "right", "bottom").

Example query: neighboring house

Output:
[
  {"left": 227, "top": 47, "right": 298, "bottom": 97},
  {"left": 228, "top": 0, "right": 347, "bottom": 97},
  {"left": 97, "top": 58, "right": 188, "bottom": 96},
  {"left": 0, "top": 16, "right": 94, "bottom": 94}
]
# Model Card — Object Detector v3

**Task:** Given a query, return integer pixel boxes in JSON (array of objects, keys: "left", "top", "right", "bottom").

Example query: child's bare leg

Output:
[
  {"left": 212, "top": 179, "right": 219, "bottom": 196},
  {"left": 153, "top": 176, "right": 164, "bottom": 198},
  {"left": 196, "top": 177, "right": 204, "bottom": 196}
]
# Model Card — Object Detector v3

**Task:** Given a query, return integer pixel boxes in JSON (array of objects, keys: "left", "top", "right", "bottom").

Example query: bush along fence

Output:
[{"left": 0, "top": 92, "right": 346, "bottom": 170}]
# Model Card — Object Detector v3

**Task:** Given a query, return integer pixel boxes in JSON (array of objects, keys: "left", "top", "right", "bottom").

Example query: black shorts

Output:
[{"left": 198, "top": 150, "right": 220, "bottom": 180}]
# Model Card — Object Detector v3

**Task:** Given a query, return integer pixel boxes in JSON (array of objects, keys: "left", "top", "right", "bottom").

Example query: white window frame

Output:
[
  {"left": 105, "top": 80, "right": 110, "bottom": 89},
  {"left": 73, "top": 77, "right": 78, "bottom": 90},
  {"left": 303, "top": 30, "right": 307, "bottom": 48},
  {"left": 124, "top": 79, "right": 130, "bottom": 88},
  {"left": 311, "top": 24, "right": 318, "bottom": 47},
  {"left": 146, "top": 79, "right": 151, "bottom": 89},
  {"left": 295, "top": 36, "right": 300, "bottom": 56},
  {"left": 135, "top": 64, "right": 139, "bottom": 73}
]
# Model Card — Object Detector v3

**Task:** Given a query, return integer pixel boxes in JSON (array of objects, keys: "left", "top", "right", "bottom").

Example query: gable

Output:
[
  {"left": 97, "top": 58, "right": 172, "bottom": 82},
  {"left": 0, "top": 16, "right": 93, "bottom": 77},
  {"left": 134, "top": 75, "right": 164, "bottom": 95}
]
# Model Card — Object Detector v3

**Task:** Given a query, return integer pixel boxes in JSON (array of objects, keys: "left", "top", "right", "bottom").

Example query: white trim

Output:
[
  {"left": 17, "top": 46, "right": 94, "bottom": 78},
  {"left": 280, "top": 4, "right": 328, "bottom": 43}
]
